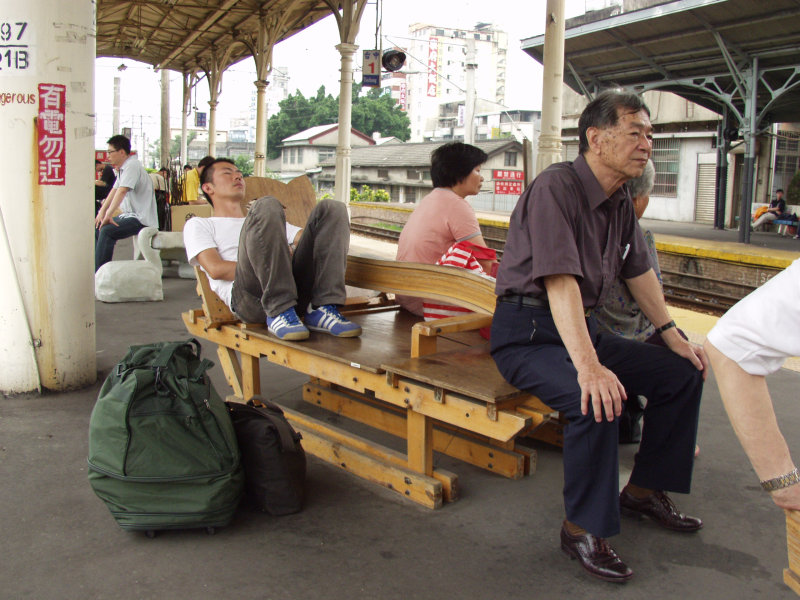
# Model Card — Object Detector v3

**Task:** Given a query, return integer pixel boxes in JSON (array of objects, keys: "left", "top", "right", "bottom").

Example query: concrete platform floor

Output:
[{"left": 2, "top": 236, "right": 800, "bottom": 599}]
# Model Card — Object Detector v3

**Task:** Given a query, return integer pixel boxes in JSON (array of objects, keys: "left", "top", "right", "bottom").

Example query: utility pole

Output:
[{"left": 464, "top": 39, "right": 477, "bottom": 144}]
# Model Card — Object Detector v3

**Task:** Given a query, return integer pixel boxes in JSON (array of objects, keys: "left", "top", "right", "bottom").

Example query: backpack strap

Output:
[
  {"left": 151, "top": 338, "right": 201, "bottom": 369},
  {"left": 246, "top": 397, "right": 299, "bottom": 452}
]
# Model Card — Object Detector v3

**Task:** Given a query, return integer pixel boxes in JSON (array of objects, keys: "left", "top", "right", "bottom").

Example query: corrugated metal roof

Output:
[
  {"left": 96, "top": 0, "right": 334, "bottom": 72},
  {"left": 320, "top": 139, "right": 523, "bottom": 167},
  {"left": 521, "top": 0, "right": 800, "bottom": 124}
]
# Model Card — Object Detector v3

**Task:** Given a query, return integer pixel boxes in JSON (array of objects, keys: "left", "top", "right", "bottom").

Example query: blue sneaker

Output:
[
  {"left": 267, "top": 306, "right": 309, "bottom": 340},
  {"left": 305, "top": 304, "right": 362, "bottom": 338}
]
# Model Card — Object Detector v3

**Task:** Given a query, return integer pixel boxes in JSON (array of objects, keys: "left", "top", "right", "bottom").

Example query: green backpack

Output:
[{"left": 88, "top": 339, "right": 243, "bottom": 535}]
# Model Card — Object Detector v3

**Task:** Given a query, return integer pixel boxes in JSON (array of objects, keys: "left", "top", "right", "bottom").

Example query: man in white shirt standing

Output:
[
  {"left": 95, "top": 135, "right": 157, "bottom": 271},
  {"left": 183, "top": 158, "right": 361, "bottom": 341}
]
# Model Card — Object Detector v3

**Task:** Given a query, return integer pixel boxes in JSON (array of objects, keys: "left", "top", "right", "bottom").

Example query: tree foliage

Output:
[
  {"left": 350, "top": 185, "right": 391, "bottom": 203},
  {"left": 787, "top": 171, "right": 800, "bottom": 206},
  {"left": 351, "top": 86, "right": 410, "bottom": 144},
  {"left": 234, "top": 154, "right": 254, "bottom": 177},
  {"left": 267, "top": 85, "right": 410, "bottom": 159}
]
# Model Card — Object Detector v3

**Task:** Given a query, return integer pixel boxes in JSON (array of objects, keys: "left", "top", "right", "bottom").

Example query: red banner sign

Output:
[
  {"left": 493, "top": 169, "right": 524, "bottom": 181},
  {"left": 495, "top": 180, "right": 523, "bottom": 195},
  {"left": 37, "top": 83, "right": 66, "bottom": 186}
]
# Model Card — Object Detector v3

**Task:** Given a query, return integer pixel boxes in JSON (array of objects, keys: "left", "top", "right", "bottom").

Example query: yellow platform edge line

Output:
[{"left": 655, "top": 234, "right": 799, "bottom": 270}]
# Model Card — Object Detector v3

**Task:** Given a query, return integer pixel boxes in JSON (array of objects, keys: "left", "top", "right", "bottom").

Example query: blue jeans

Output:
[{"left": 95, "top": 216, "right": 145, "bottom": 271}]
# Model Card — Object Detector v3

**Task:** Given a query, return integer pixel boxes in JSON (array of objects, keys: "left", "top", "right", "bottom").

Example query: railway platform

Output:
[{"left": 3, "top": 233, "right": 800, "bottom": 598}]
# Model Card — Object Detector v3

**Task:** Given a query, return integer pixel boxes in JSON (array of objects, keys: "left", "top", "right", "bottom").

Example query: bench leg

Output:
[
  {"left": 216, "top": 346, "right": 243, "bottom": 398},
  {"left": 240, "top": 352, "right": 261, "bottom": 401},
  {"left": 406, "top": 409, "right": 433, "bottom": 476}
]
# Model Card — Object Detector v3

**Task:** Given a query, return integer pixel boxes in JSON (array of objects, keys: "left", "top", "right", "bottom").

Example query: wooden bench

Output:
[
  {"left": 181, "top": 175, "right": 561, "bottom": 508},
  {"left": 183, "top": 257, "right": 562, "bottom": 509}
]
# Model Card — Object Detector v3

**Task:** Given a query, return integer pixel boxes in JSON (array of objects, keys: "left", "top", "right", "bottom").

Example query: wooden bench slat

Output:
[{"left": 382, "top": 346, "right": 524, "bottom": 404}]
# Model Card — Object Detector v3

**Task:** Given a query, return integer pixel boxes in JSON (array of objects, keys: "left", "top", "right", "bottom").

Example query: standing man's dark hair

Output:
[
  {"left": 107, "top": 134, "right": 132, "bottom": 155},
  {"left": 430, "top": 142, "right": 488, "bottom": 188},
  {"left": 198, "top": 155, "right": 216, "bottom": 171},
  {"left": 578, "top": 90, "right": 650, "bottom": 155}
]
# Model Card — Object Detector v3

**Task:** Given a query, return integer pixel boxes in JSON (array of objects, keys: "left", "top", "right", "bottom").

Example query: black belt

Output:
[
  {"left": 497, "top": 294, "right": 549, "bottom": 308},
  {"left": 498, "top": 294, "right": 592, "bottom": 317}
]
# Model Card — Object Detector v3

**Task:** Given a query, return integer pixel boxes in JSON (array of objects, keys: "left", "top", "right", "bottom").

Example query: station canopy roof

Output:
[
  {"left": 96, "top": 0, "right": 335, "bottom": 72},
  {"left": 521, "top": 0, "right": 800, "bottom": 126}
]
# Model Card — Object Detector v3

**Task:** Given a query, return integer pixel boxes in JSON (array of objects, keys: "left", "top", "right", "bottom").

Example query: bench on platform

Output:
[
  {"left": 181, "top": 174, "right": 562, "bottom": 508},
  {"left": 184, "top": 258, "right": 563, "bottom": 508}
]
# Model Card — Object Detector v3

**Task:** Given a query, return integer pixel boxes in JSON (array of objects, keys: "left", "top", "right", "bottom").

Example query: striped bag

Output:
[{"left": 423, "top": 241, "right": 497, "bottom": 324}]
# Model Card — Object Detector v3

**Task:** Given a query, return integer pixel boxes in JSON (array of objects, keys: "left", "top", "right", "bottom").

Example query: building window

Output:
[
  {"left": 296, "top": 147, "right": 303, "bottom": 162},
  {"left": 652, "top": 138, "right": 680, "bottom": 197},
  {"left": 283, "top": 150, "right": 288, "bottom": 164},
  {"left": 775, "top": 130, "right": 800, "bottom": 192},
  {"left": 407, "top": 169, "right": 419, "bottom": 180},
  {"left": 562, "top": 143, "right": 579, "bottom": 163},
  {"left": 378, "top": 168, "right": 389, "bottom": 179},
  {"left": 390, "top": 185, "right": 400, "bottom": 202},
  {"left": 318, "top": 148, "right": 335, "bottom": 162},
  {"left": 289, "top": 148, "right": 296, "bottom": 164},
  {"left": 504, "top": 152, "right": 517, "bottom": 167},
  {"left": 422, "top": 170, "right": 431, "bottom": 181}
]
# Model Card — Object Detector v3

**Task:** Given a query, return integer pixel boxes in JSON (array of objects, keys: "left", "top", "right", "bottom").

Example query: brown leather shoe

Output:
[
  {"left": 619, "top": 488, "right": 703, "bottom": 532},
  {"left": 560, "top": 523, "right": 633, "bottom": 583}
]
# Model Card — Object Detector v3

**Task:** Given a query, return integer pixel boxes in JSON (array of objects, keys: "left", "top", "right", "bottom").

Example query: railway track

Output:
[{"left": 350, "top": 222, "right": 753, "bottom": 316}]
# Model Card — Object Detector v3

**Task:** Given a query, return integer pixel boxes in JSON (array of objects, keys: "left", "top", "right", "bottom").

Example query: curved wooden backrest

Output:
[
  {"left": 346, "top": 255, "right": 497, "bottom": 315},
  {"left": 243, "top": 175, "right": 316, "bottom": 228}
]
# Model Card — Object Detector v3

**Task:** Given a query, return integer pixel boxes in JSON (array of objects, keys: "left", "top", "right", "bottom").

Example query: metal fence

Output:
[{"left": 469, "top": 192, "right": 521, "bottom": 214}]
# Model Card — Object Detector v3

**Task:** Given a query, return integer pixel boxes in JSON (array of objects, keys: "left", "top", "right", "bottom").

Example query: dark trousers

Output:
[
  {"left": 231, "top": 197, "right": 349, "bottom": 322},
  {"left": 95, "top": 216, "right": 145, "bottom": 271},
  {"left": 491, "top": 302, "right": 703, "bottom": 538}
]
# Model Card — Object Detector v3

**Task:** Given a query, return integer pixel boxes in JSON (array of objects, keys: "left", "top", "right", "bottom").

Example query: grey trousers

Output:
[{"left": 231, "top": 196, "right": 349, "bottom": 323}]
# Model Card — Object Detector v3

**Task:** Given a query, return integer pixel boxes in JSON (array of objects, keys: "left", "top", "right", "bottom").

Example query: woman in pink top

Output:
[{"left": 396, "top": 142, "right": 497, "bottom": 315}]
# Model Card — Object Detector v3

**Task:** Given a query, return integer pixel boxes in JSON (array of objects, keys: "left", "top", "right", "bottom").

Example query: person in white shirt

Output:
[
  {"left": 183, "top": 158, "right": 361, "bottom": 340},
  {"left": 95, "top": 135, "right": 157, "bottom": 271},
  {"left": 705, "top": 259, "right": 800, "bottom": 511}
]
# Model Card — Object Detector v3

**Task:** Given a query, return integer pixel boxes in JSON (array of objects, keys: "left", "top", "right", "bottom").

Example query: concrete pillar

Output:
[
  {"left": 334, "top": 42, "right": 358, "bottom": 204},
  {"left": 160, "top": 69, "right": 170, "bottom": 168},
  {"left": 0, "top": 1, "right": 96, "bottom": 393},
  {"left": 113, "top": 76, "right": 121, "bottom": 135},
  {"left": 535, "top": 0, "right": 566, "bottom": 176},
  {"left": 208, "top": 99, "right": 218, "bottom": 157},
  {"left": 181, "top": 72, "right": 191, "bottom": 165},
  {"left": 253, "top": 79, "right": 269, "bottom": 176},
  {"left": 329, "top": 0, "right": 367, "bottom": 204}
]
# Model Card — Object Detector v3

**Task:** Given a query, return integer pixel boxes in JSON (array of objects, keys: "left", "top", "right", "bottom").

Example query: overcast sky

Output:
[{"left": 94, "top": 0, "right": 591, "bottom": 153}]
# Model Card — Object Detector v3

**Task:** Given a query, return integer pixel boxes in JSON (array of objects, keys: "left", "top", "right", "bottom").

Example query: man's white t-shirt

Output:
[{"left": 183, "top": 216, "right": 301, "bottom": 310}]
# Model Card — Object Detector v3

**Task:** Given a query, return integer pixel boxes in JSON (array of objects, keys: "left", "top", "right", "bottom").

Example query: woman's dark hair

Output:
[
  {"left": 578, "top": 89, "right": 650, "bottom": 154},
  {"left": 430, "top": 142, "right": 488, "bottom": 188}
]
